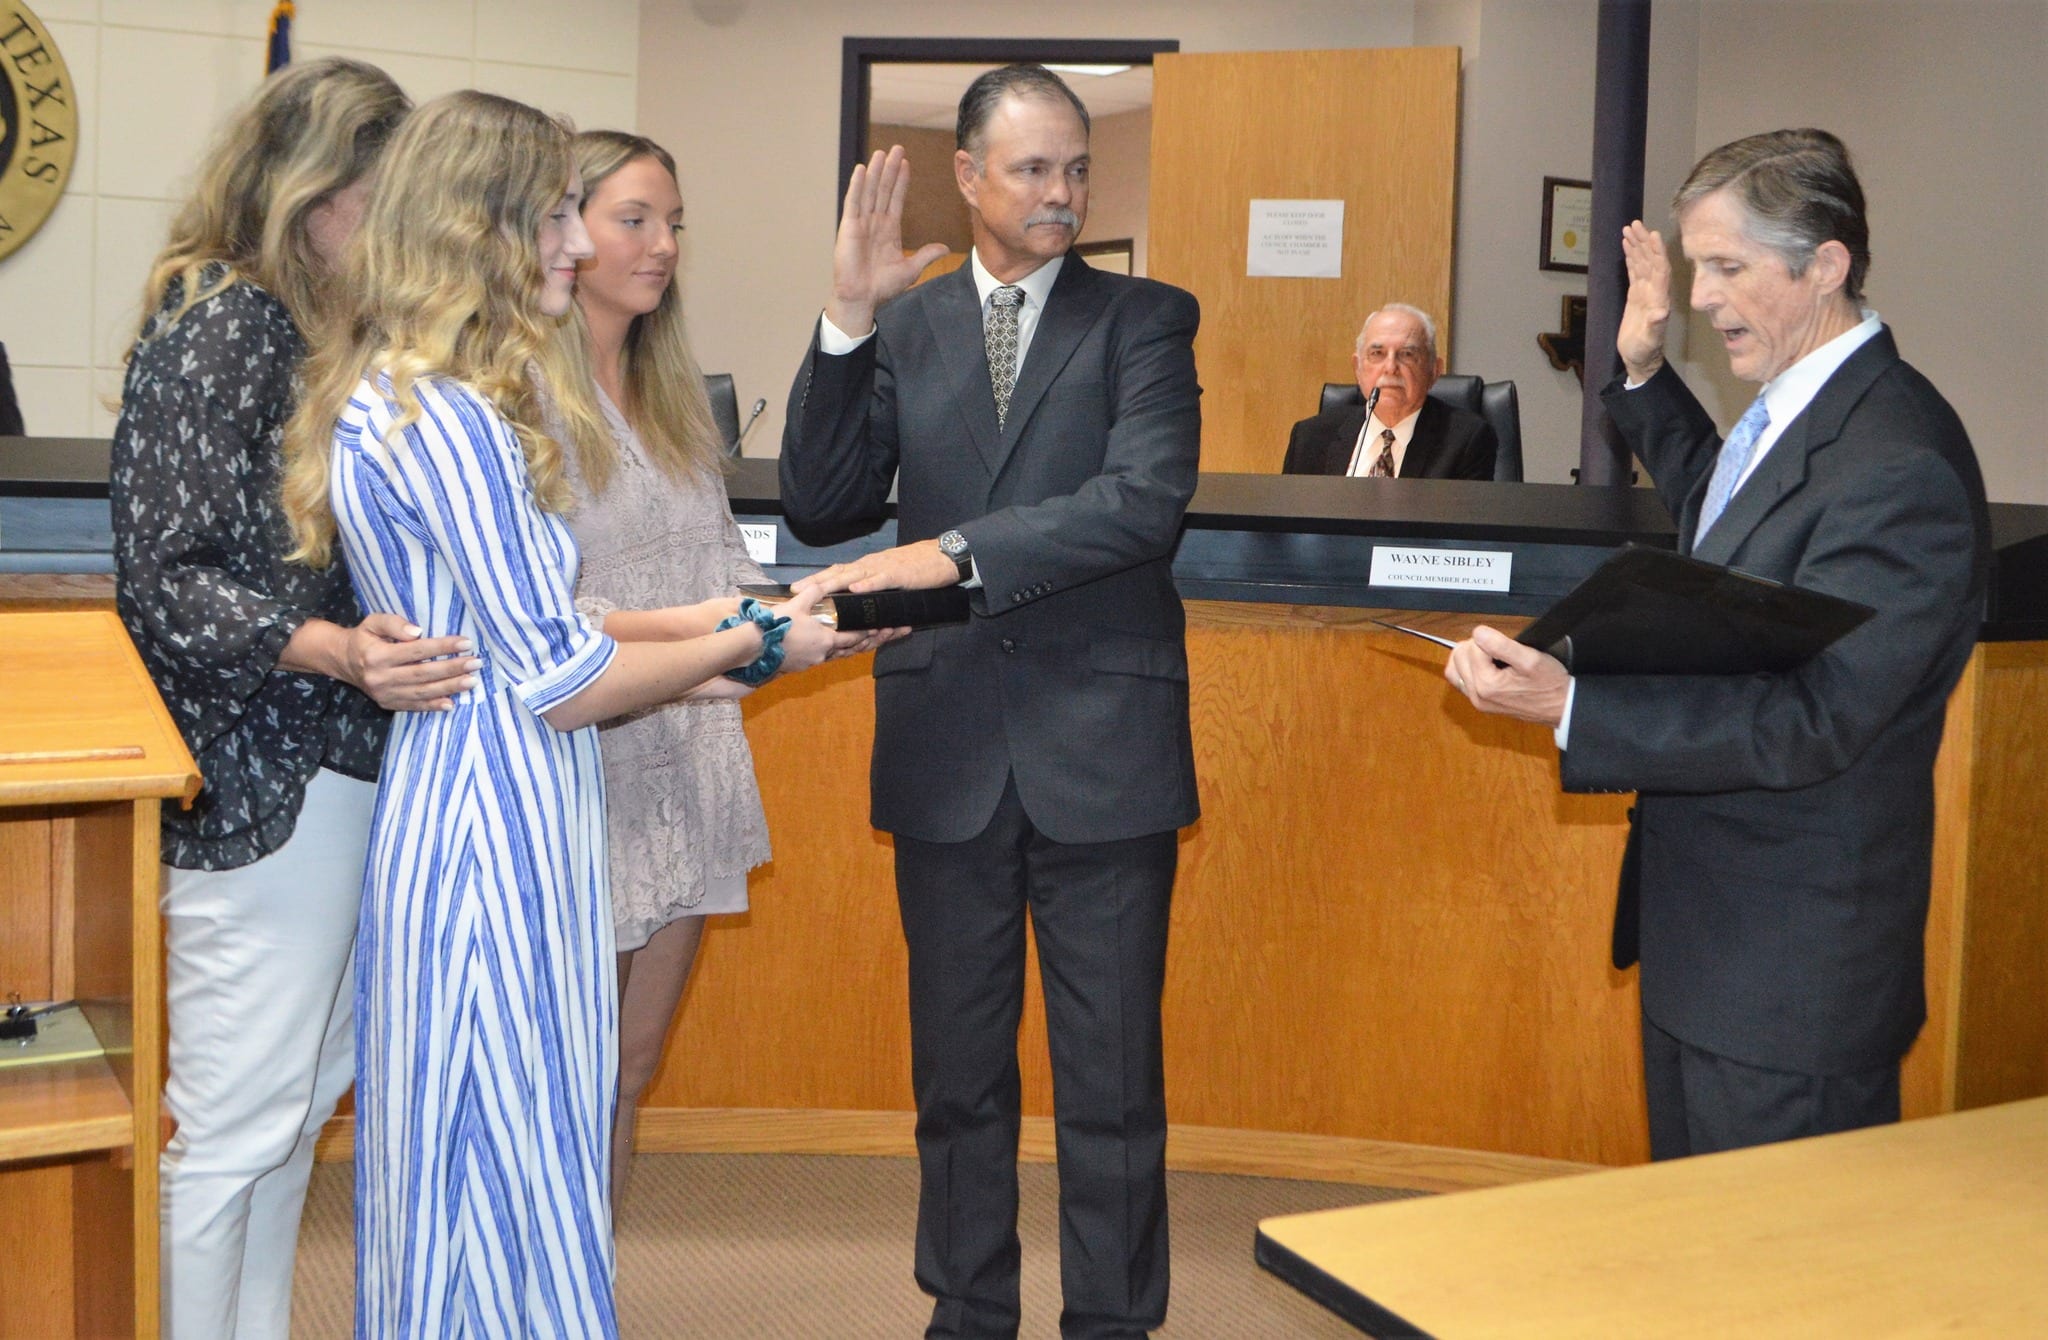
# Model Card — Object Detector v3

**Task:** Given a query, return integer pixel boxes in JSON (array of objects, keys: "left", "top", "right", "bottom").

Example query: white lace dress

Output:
[{"left": 565, "top": 389, "right": 771, "bottom": 950}]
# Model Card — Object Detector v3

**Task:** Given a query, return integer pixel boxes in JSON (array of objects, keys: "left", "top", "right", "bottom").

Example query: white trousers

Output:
[{"left": 159, "top": 768, "right": 374, "bottom": 1340}]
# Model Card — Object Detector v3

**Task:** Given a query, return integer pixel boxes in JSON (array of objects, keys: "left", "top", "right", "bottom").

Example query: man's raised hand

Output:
[
  {"left": 827, "top": 145, "right": 952, "bottom": 337},
  {"left": 1618, "top": 220, "right": 1674, "bottom": 384}
]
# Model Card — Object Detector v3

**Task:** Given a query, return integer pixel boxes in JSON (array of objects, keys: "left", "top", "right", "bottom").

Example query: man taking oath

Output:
[
  {"left": 781, "top": 64, "right": 1201, "bottom": 1339},
  {"left": 1446, "top": 129, "right": 1989, "bottom": 1160}
]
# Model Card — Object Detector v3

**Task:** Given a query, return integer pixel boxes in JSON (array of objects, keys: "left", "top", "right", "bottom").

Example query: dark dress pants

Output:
[
  {"left": 1642, "top": 1014, "right": 1901, "bottom": 1161},
  {"left": 894, "top": 778, "right": 1177, "bottom": 1340}
]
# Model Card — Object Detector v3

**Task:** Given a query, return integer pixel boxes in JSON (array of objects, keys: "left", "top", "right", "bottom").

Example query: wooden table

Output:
[{"left": 1256, "top": 1098, "right": 2048, "bottom": 1338}]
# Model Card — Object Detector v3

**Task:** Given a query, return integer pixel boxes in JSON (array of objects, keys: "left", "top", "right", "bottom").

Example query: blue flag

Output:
[{"left": 266, "top": 1, "right": 294, "bottom": 74}]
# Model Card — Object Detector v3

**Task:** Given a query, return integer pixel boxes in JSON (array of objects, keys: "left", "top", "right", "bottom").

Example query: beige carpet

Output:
[{"left": 292, "top": 1153, "right": 1417, "bottom": 1336}]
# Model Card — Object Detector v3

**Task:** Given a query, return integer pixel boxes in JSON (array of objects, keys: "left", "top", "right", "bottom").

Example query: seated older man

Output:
[{"left": 1282, "top": 303, "right": 1497, "bottom": 479}]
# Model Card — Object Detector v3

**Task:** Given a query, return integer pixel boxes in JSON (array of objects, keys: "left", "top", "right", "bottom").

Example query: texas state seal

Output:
[{"left": 0, "top": 2, "right": 77, "bottom": 263}]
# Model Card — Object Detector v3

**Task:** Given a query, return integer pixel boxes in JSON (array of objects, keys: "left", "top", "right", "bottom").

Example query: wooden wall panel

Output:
[
  {"left": 639, "top": 612, "right": 2045, "bottom": 1167},
  {"left": 0, "top": 812, "right": 53, "bottom": 998},
  {"left": 1148, "top": 49, "right": 1462, "bottom": 474},
  {"left": 1166, "top": 605, "right": 1640, "bottom": 1163},
  {"left": 1912, "top": 655, "right": 1976, "bottom": 1116},
  {"left": 0, "top": 1162, "right": 75, "bottom": 1339},
  {"left": 649, "top": 657, "right": 912, "bottom": 1112},
  {"left": 1954, "top": 641, "right": 2048, "bottom": 1107},
  {"left": 646, "top": 604, "right": 1648, "bottom": 1164}
]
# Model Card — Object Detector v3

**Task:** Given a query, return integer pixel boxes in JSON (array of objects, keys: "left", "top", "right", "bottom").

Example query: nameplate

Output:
[
  {"left": 738, "top": 523, "right": 776, "bottom": 567},
  {"left": 1369, "top": 546, "right": 1513, "bottom": 592}
]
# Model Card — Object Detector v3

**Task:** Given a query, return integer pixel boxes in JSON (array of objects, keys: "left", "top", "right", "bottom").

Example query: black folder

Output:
[
  {"left": 738, "top": 583, "right": 970, "bottom": 632},
  {"left": 1515, "top": 545, "right": 1875, "bottom": 675}
]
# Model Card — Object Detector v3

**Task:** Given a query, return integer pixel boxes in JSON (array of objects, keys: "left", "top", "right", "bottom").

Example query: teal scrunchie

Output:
[{"left": 717, "top": 597, "right": 792, "bottom": 686}]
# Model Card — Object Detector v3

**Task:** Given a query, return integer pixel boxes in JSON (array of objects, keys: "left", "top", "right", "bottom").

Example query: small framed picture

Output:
[
  {"left": 1541, "top": 177, "right": 1593, "bottom": 274},
  {"left": 1077, "top": 238, "right": 1134, "bottom": 276}
]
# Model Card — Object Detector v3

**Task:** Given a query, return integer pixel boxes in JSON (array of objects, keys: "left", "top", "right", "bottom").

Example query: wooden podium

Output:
[{"left": 0, "top": 611, "right": 198, "bottom": 1339}]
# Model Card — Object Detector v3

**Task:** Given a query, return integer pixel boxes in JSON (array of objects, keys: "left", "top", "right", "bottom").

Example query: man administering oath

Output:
[
  {"left": 781, "top": 65, "right": 1201, "bottom": 1338},
  {"left": 1446, "top": 130, "right": 1989, "bottom": 1159}
]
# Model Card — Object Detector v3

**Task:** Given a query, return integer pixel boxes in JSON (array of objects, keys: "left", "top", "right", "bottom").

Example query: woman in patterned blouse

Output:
[{"left": 108, "top": 58, "right": 474, "bottom": 1339}]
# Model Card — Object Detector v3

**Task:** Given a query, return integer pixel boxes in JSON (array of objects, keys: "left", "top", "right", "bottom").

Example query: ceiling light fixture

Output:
[{"left": 1044, "top": 64, "right": 1132, "bottom": 77}]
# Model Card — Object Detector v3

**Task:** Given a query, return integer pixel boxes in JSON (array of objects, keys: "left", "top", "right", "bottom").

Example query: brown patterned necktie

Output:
[
  {"left": 985, "top": 285, "right": 1025, "bottom": 428},
  {"left": 1368, "top": 428, "right": 1396, "bottom": 478}
]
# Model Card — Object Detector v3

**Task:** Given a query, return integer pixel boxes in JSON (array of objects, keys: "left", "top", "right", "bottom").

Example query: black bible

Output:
[
  {"left": 738, "top": 583, "right": 971, "bottom": 632},
  {"left": 1516, "top": 545, "right": 1876, "bottom": 675}
]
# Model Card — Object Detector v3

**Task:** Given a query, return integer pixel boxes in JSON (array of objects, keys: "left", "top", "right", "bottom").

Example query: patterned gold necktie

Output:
[
  {"left": 1368, "top": 428, "right": 1396, "bottom": 478},
  {"left": 985, "top": 286, "right": 1025, "bottom": 428}
]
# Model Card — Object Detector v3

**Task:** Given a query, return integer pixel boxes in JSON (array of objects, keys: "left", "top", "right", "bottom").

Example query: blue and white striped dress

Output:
[{"left": 331, "top": 374, "right": 620, "bottom": 1338}]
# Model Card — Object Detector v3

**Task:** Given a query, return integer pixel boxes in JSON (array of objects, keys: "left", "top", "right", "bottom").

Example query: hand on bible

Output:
[
  {"left": 797, "top": 539, "right": 958, "bottom": 597},
  {"left": 827, "top": 145, "right": 952, "bottom": 337},
  {"left": 1617, "top": 220, "right": 1673, "bottom": 384},
  {"left": 1446, "top": 625, "right": 1570, "bottom": 727}
]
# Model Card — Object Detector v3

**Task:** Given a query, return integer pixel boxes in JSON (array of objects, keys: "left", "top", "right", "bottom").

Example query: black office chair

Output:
[
  {"left": 702, "top": 371, "right": 741, "bottom": 456},
  {"left": 1318, "top": 374, "right": 1523, "bottom": 482},
  {"left": 0, "top": 342, "right": 24, "bottom": 436}
]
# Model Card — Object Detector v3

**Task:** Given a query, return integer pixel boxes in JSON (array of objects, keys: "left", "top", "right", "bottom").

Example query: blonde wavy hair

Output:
[
  {"left": 282, "top": 90, "right": 610, "bottom": 567},
  {"left": 562, "top": 130, "right": 726, "bottom": 495},
  {"left": 134, "top": 57, "right": 408, "bottom": 341}
]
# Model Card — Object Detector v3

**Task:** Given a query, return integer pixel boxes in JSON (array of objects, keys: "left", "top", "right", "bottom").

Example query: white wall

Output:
[
  {"left": 1673, "top": 0, "right": 2047, "bottom": 505},
  {"left": 1419, "top": 0, "right": 1702, "bottom": 485},
  {"left": 635, "top": 0, "right": 1415, "bottom": 458},
  {"left": 0, "top": 0, "right": 640, "bottom": 438},
  {"left": 9, "top": 0, "right": 2041, "bottom": 503},
  {"left": 642, "top": 0, "right": 2043, "bottom": 503}
]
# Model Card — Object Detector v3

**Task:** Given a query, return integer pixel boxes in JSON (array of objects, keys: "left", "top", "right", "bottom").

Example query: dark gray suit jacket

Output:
[
  {"left": 1577, "top": 330, "right": 1990, "bottom": 1075},
  {"left": 780, "top": 256, "right": 1202, "bottom": 846},
  {"left": 1280, "top": 397, "right": 1496, "bottom": 479}
]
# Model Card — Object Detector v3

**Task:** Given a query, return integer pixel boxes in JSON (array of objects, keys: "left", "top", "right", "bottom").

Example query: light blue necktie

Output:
[{"left": 1695, "top": 395, "right": 1771, "bottom": 543}]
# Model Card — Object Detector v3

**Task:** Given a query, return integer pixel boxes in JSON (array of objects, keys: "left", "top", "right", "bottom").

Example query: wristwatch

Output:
[{"left": 938, "top": 529, "right": 974, "bottom": 584}]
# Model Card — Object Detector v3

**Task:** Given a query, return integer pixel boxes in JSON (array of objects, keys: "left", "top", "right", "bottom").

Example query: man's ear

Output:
[
  {"left": 1808, "top": 238, "right": 1852, "bottom": 295},
  {"left": 953, "top": 149, "right": 979, "bottom": 207}
]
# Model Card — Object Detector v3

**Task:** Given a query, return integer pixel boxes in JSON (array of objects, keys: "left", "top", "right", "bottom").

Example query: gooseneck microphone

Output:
[
  {"left": 735, "top": 397, "right": 768, "bottom": 449},
  {"left": 1345, "top": 386, "right": 1383, "bottom": 476}
]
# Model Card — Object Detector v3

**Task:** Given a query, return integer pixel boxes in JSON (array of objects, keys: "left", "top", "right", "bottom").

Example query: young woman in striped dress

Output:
[
  {"left": 108, "top": 58, "right": 481, "bottom": 1340},
  {"left": 280, "top": 91, "right": 839, "bottom": 1336}
]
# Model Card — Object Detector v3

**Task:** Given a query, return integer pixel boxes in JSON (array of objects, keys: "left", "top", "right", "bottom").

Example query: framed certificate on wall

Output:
[{"left": 1541, "top": 176, "right": 1592, "bottom": 274}]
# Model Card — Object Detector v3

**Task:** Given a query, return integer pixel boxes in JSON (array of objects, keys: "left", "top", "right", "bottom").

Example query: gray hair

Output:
[
  {"left": 956, "top": 63, "right": 1091, "bottom": 163},
  {"left": 1355, "top": 303, "right": 1438, "bottom": 361},
  {"left": 1673, "top": 128, "right": 1870, "bottom": 302}
]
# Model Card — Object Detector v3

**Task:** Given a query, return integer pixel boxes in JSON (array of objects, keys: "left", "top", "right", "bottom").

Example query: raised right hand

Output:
[
  {"left": 1617, "top": 220, "right": 1673, "bottom": 383},
  {"left": 827, "top": 145, "right": 952, "bottom": 337}
]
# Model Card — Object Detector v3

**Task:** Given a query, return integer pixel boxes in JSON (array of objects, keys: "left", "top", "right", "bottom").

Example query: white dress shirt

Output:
[{"left": 1347, "top": 406, "right": 1424, "bottom": 477}]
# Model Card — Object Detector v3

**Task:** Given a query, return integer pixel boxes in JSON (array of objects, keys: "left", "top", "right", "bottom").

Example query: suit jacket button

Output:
[{"left": 1001, "top": 638, "right": 1018, "bottom": 653}]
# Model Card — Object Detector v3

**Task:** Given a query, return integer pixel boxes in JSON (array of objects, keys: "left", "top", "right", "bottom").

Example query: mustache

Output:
[{"left": 1026, "top": 207, "right": 1080, "bottom": 230}]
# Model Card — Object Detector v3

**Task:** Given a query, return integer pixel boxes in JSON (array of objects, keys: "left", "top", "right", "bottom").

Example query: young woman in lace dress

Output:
[{"left": 559, "top": 131, "right": 890, "bottom": 1208}]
